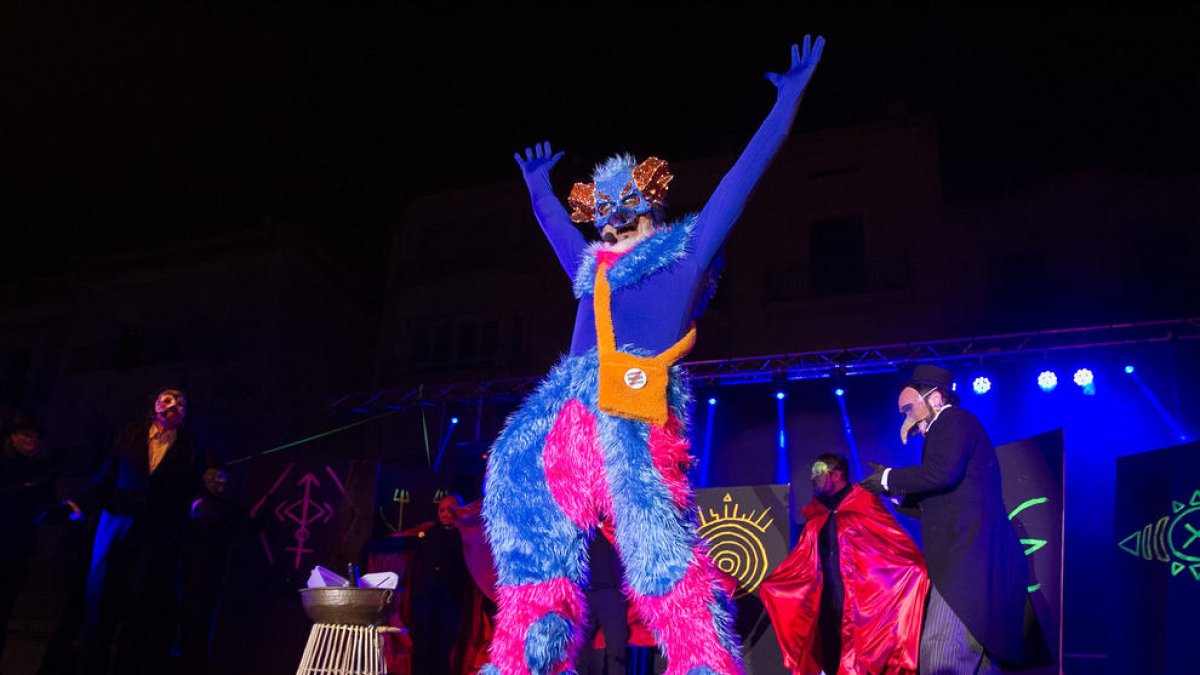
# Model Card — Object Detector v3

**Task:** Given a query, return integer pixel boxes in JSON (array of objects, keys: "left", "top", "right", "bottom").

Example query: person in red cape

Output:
[{"left": 760, "top": 454, "right": 929, "bottom": 675}]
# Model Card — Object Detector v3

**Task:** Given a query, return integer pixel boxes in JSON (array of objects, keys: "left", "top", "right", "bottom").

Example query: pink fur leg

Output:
[
  {"left": 648, "top": 414, "right": 694, "bottom": 509},
  {"left": 627, "top": 550, "right": 743, "bottom": 675},
  {"left": 490, "top": 578, "right": 586, "bottom": 675},
  {"left": 543, "top": 399, "right": 611, "bottom": 528}
]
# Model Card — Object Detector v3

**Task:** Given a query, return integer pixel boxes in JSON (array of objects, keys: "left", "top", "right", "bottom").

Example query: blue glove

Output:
[
  {"left": 691, "top": 35, "right": 825, "bottom": 270},
  {"left": 513, "top": 141, "right": 565, "bottom": 185},
  {"left": 765, "top": 34, "right": 825, "bottom": 100},
  {"left": 512, "top": 140, "right": 584, "bottom": 278}
]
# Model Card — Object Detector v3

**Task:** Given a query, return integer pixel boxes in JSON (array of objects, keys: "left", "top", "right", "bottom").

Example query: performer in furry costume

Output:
[{"left": 483, "top": 35, "right": 825, "bottom": 675}]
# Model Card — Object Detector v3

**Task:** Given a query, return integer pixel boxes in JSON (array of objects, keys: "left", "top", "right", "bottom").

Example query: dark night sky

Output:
[{"left": 2, "top": 3, "right": 1198, "bottom": 283}]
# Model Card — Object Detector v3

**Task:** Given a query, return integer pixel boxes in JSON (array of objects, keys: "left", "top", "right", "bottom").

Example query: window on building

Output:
[
  {"left": 2, "top": 350, "right": 30, "bottom": 406},
  {"left": 763, "top": 263, "right": 804, "bottom": 303},
  {"left": 808, "top": 216, "right": 866, "bottom": 297},
  {"left": 409, "top": 316, "right": 504, "bottom": 371}
]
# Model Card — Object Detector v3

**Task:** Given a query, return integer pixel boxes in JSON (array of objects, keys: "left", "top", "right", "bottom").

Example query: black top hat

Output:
[{"left": 902, "top": 364, "right": 955, "bottom": 393}]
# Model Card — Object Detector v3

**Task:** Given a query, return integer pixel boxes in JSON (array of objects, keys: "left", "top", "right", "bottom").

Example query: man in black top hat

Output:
[{"left": 861, "top": 365, "right": 1040, "bottom": 674}]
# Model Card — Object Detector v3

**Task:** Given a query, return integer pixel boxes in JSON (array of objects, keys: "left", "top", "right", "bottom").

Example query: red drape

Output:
[{"left": 759, "top": 486, "right": 929, "bottom": 675}]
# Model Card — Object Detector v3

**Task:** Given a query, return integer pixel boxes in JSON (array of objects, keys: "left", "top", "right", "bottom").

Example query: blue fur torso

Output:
[{"left": 567, "top": 214, "right": 719, "bottom": 356}]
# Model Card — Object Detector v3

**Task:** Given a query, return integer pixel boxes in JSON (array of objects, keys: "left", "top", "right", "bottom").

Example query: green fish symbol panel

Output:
[{"left": 1117, "top": 488, "right": 1200, "bottom": 581}]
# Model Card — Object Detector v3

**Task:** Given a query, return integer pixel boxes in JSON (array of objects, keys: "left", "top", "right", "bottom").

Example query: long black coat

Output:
[
  {"left": 888, "top": 405, "right": 1029, "bottom": 665},
  {"left": 71, "top": 421, "right": 212, "bottom": 672},
  {"left": 73, "top": 421, "right": 208, "bottom": 539}
]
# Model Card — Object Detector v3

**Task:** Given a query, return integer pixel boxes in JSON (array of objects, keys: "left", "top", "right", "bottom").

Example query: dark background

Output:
[{"left": 3, "top": 3, "right": 1197, "bottom": 296}]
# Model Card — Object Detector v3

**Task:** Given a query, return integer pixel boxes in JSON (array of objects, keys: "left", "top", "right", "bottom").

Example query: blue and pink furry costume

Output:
[{"left": 483, "top": 36, "right": 825, "bottom": 675}]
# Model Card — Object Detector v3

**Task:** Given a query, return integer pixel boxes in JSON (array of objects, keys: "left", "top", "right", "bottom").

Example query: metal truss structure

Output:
[{"left": 331, "top": 317, "right": 1200, "bottom": 413}]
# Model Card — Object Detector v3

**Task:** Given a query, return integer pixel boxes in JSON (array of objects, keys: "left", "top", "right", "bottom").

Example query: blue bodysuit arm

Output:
[
  {"left": 514, "top": 141, "right": 587, "bottom": 280},
  {"left": 692, "top": 35, "right": 825, "bottom": 269}
]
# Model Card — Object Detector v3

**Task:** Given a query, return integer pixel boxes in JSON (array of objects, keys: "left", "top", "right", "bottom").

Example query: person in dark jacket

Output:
[
  {"left": 409, "top": 494, "right": 471, "bottom": 675},
  {"left": 575, "top": 520, "right": 628, "bottom": 675},
  {"left": 44, "top": 388, "right": 212, "bottom": 674},
  {"left": 180, "top": 465, "right": 263, "bottom": 675},
  {"left": 0, "top": 412, "right": 53, "bottom": 665},
  {"left": 862, "top": 365, "right": 1043, "bottom": 673}
]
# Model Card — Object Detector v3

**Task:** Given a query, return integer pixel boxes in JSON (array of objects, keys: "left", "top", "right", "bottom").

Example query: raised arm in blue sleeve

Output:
[
  {"left": 691, "top": 35, "right": 825, "bottom": 269},
  {"left": 514, "top": 141, "right": 588, "bottom": 280}
]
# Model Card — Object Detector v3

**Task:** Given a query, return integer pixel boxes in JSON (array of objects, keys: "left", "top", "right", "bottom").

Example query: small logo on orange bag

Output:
[{"left": 623, "top": 368, "right": 648, "bottom": 390}]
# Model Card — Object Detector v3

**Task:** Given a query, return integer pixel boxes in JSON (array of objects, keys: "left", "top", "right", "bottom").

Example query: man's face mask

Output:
[
  {"left": 897, "top": 387, "right": 935, "bottom": 445},
  {"left": 154, "top": 390, "right": 187, "bottom": 428},
  {"left": 810, "top": 460, "right": 836, "bottom": 494},
  {"left": 568, "top": 156, "right": 672, "bottom": 244},
  {"left": 594, "top": 174, "right": 653, "bottom": 239}
]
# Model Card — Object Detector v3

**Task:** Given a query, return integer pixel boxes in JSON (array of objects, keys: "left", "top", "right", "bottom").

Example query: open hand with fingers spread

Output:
[
  {"left": 513, "top": 141, "right": 565, "bottom": 182},
  {"left": 765, "top": 34, "right": 825, "bottom": 99}
]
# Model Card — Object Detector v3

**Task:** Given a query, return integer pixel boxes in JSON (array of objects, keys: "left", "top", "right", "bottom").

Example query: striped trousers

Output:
[{"left": 920, "top": 585, "right": 1001, "bottom": 675}]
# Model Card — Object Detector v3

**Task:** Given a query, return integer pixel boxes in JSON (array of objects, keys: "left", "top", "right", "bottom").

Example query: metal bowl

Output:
[{"left": 299, "top": 587, "right": 396, "bottom": 626}]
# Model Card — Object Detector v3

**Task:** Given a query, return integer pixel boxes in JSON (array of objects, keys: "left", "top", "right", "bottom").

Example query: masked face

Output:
[
  {"left": 568, "top": 156, "right": 671, "bottom": 249},
  {"left": 154, "top": 390, "right": 187, "bottom": 429},
  {"left": 595, "top": 173, "right": 654, "bottom": 240},
  {"left": 897, "top": 386, "right": 935, "bottom": 444},
  {"left": 810, "top": 461, "right": 845, "bottom": 496}
]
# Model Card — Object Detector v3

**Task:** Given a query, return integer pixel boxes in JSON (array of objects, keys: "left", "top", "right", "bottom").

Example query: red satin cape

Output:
[{"left": 759, "top": 486, "right": 929, "bottom": 675}]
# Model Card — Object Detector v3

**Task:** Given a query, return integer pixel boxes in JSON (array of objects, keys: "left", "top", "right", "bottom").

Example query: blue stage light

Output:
[
  {"left": 972, "top": 377, "right": 992, "bottom": 395},
  {"left": 707, "top": 397, "right": 717, "bottom": 406},
  {"left": 450, "top": 417, "right": 459, "bottom": 425},
  {"left": 776, "top": 391, "right": 786, "bottom": 400},
  {"left": 1037, "top": 371, "right": 1058, "bottom": 392},
  {"left": 1125, "top": 365, "right": 1135, "bottom": 374},
  {"left": 1073, "top": 368, "right": 1094, "bottom": 388},
  {"left": 834, "top": 388, "right": 845, "bottom": 397}
]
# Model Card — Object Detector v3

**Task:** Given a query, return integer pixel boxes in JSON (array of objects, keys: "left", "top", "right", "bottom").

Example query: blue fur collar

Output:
[{"left": 572, "top": 214, "right": 698, "bottom": 298}]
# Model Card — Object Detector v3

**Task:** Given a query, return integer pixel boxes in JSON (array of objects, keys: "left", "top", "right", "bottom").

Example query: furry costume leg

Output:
[
  {"left": 484, "top": 358, "right": 606, "bottom": 675},
  {"left": 483, "top": 354, "right": 741, "bottom": 675},
  {"left": 600, "top": 413, "right": 744, "bottom": 675}
]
